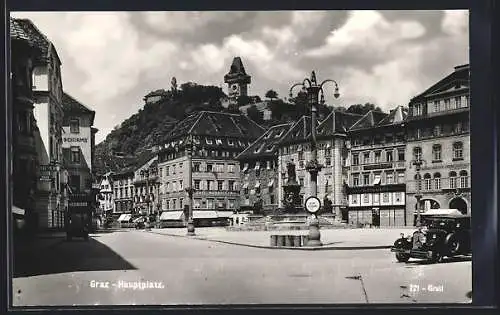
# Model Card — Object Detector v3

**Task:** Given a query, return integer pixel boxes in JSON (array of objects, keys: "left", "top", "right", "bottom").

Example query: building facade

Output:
[
  {"left": 345, "top": 107, "right": 408, "bottom": 226},
  {"left": 10, "top": 18, "right": 42, "bottom": 235},
  {"left": 62, "top": 93, "right": 96, "bottom": 195},
  {"left": 110, "top": 167, "right": 134, "bottom": 214},
  {"left": 132, "top": 153, "right": 160, "bottom": 216},
  {"left": 237, "top": 123, "right": 293, "bottom": 214},
  {"left": 15, "top": 18, "right": 68, "bottom": 230},
  {"left": 405, "top": 64, "right": 470, "bottom": 224},
  {"left": 97, "top": 172, "right": 114, "bottom": 215},
  {"left": 157, "top": 111, "right": 265, "bottom": 221},
  {"left": 277, "top": 111, "right": 362, "bottom": 218}
]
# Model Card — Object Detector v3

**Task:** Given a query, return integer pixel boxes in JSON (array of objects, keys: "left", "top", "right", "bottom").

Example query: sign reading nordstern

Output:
[{"left": 63, "top": 137, "right": 88, "bottom": 143}]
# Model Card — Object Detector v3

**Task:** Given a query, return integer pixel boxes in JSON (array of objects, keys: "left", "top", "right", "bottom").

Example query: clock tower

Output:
[{"left": 224, "top": 57, "right": 251, "bottom": 103}]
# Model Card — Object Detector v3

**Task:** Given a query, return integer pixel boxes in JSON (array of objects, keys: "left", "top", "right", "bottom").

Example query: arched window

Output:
[
  {"left": 449, "top": 171, "right": 458, "bottom": 189},
  {"left": 453, "top": 142, "right": 464, "bottom": 159},
  {"left": 413, "top": 147, "right": 422, "bottom": 160},
  {"left": 433, "top": 173, "right": 441, "bottom": 190},
  {"left": 424, "top": 173, "right": 432, "bottom": 190},
  {"left": 459, "top": 170, "right": 469, "bottom": 188}
]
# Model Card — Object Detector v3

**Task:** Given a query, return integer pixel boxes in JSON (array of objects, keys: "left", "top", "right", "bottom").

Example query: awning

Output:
[
  {"left": 242, "top": 183, "right": 249, "bottom": 189},
  {"left": 217, "top": 211, "right": 234, "bottom": 218},
  {"left": 12, "top": 205, "right": 25, "bottom": 216},
  {"left": 254, "top": 182, "right": 261, "bottom": 188},
  {"left": 268, "top": 180, "right": 274, "bottom": 187},
  {"left": 160, "top": 211, "right": 184, "bottom": 221},
  {"left": 117, "top": 214, "right": 132, "bottom": 222},
  {"left": 193, "top": 211, "right": 218, "bottom": 219},
  {"left": 421, "top": 209, "right": 464, "bottom": 216}
]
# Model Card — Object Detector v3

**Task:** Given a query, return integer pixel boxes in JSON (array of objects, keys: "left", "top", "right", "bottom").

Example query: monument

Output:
[{"left": 281, "top": 161, "right": 302, "bottom": 214}]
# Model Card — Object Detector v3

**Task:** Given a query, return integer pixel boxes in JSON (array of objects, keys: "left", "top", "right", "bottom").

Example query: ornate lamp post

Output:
[
  {"left": 289, "top": 71, "right": 340, "bottom": 247},
  {"left": 185, "top": 135, "right": 196, "bottom": 236},
  {"left": 412, "top": 158, "right": 424, "bottom": 227}
]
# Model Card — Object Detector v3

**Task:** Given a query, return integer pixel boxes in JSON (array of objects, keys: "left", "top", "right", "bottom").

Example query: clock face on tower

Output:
[{"left": 231, "top": 84, "right": 240, "bottom": 94}]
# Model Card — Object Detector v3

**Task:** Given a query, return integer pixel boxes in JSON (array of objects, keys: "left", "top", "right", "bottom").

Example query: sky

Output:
[{"left": 11, "top": 10, "right": 469, "bottom": 144}]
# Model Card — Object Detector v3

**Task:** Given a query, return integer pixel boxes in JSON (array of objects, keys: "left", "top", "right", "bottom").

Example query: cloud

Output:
[
  {"left": 10, "top": 10, "right": 468, "bottom": 144},
  {"left": 305, "top": 10, "right": 426, "bottom": 58}
]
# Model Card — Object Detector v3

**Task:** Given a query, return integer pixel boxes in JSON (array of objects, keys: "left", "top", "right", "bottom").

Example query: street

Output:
[{"left": 12, "top": 229, "right": 472, "bottom": 306}]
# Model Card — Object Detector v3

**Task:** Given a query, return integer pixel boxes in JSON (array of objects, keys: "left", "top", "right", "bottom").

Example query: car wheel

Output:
[
  {"left": 396, "top": 253, "right": 410, "bottom": 263},
  {"left": 445, "top": 234, "right": 461, "bottom": 255},
  {"left": 430, "top": 251, "right": 444, "bottom": 263}
]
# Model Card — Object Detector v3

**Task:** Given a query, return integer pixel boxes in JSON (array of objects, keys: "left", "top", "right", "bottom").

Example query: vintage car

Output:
[{"left": 391, "top": 209, "right": 471, "bottom": 263}]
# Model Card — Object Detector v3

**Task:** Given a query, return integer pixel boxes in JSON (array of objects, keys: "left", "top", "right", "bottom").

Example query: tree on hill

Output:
[
  {"left": 265, "top": 89, "right": 278, "bottom": 101},
  {"left": 346, "top": 103, "right": 383, "bottom": 115},
  {"left": 246, "top": 105, "right": 263, "bottom": 123}
]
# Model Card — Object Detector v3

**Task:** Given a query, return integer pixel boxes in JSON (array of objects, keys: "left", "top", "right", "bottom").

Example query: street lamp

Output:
[
  {"left": 185, "top": 135, "right": 196, "bottom": 236},
  {"left": 289, "top": 71, "right": 340, "bottom": 247},
  {"left": 412, "top": 158, "right": 424, "bottom": 227}
]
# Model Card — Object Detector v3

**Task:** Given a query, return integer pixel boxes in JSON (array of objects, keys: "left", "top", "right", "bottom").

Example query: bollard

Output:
[
  {"left": 285, "top": 235, "right": 293, "bottom": 247},
  {"left": 301, "top": 235, "right": 309, "bottom": 246},
  {"left": 277, "top": 235, "right": 285, "bottom": 247},
  {"left": 270, "top": 235, "right": 278, "bottom": 247},
  {"left": 293, "top": 235, "right": 302, "bottom": 247}
]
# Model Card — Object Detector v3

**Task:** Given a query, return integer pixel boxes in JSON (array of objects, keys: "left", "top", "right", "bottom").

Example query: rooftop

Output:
[
  {"left": 62, "top": 92, "right": 95, "bottom": 124},
  {"left": 349, "top": 110, "right": 389, "bottom": 131},
  {"left": 166, "top": 111, "right": 265, "bottom": 140},
  {"left": 13, "top": 18, "right": 62, "bottom": 65},
  {"left": 411, "top": 64, "right": 470, "bottom": 102},
  {"left": 237, "top": 122, "right": 294, "bottom": 160}
]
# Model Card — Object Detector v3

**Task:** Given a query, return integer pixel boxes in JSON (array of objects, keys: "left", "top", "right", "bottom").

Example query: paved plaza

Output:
[{"left": 12, "top": 229, "right": 471, "bottom": 306}]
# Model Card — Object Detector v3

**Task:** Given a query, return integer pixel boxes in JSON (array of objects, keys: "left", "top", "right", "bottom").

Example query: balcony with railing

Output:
[
  {"left": 350, "top": 160, "right": 406, "bottom": 172},
  {"left": 406, "top": 176, "right": 470, "bottom": 193}
]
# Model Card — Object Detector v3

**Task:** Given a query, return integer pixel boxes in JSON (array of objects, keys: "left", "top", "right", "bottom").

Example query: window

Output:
[
  {"left": 363, "top": 194, "right": 369, "bottom": 203},
  {"left": 228, "top": 164, "right": 235, "bottom": 173},
  {"left": 216, "top": 163, "right": 224, "bottom": 172},
  {"left": 70, "top": 146, "right": 80, "bottom": 163},
  {"left": 70, "top": 175, "right": 80, "bottom": 192},
  {"left": 374, "top": 151, "right": 381, "bottom": 163},
  {"left": 444, "top": 99, "right": 450, "bottom": 110},
  {"left": 325, "top": 148, "right": 332, "bottom": 156},
  {"left": 352, "top": 174, "right": 360, "bottom": 186},
  {"left": 459, "top": 170, "right": 469, "bottom": 188},
  {"left": 325, "top": 157, "right": 331, "bottom": 166},
  {"left": 70, "top": 119, "right": 79, "bottom": 133},
  {"left": 179, "top": 180, "right": 183, "bottom": 190},
  {"left": 270, "top": 195, "right": 275, "bottom": 204},
  {"left": 206, "top": 164, "right": 213, "bottom": 172},
  {"left": 413, "top": 147, "right": 422, "bottom": 161},
  {"left": 382, "top": 193, "right": 390, "bottom": 203},
  {"left": 433, "top": 101, "right": 440, "bottom": 113},
  {"left": 229, "top": 180, "right": 235, "bottom": 191},
  {"left": 298, "top": 151, "right": 304, "bottom": 160},
  {"left": 397, "top": 172, "right": 405, "bottom": 184},
  {"left": 386, "top": 173, "right": 394, "bottom": 184},
  {"left": 207, "top": 180, "right": 213, "bottom": 190},
  {"left": 194, "top": 180, "right": 200, "bottom": 190},
  {"left": 455, "top": 96, "right": 462, "bottom": 108},
  {"left": 352, "top": 154, "right": 359, "bottom": 165},
  {"left": 424, "top": 173, "right": 432, "bottom": 190},
  {"left": 363, "top": 174, "right": 370, "bottom": 186},
  {"left": 413, "top": 103, "right": 423, "bottom": 116},
  {"left": 397, "top": 149, "right": 405, "bottom": 161},
  {"left": 432, "top": 144, "right": 442, "bottom": 161},
  {"left": 363, "top": 152, "right": 370, "bottom": 164},
  {"left": 434, "top": 173, "right": 441, "bottom": 190},
  {"left": 386, "top": 151, "right": 393, "bottom": 162},
  {"left": 433, "top": 125, "right": 442, "bottom": 137},
  {"left": 453, "top": 142, "right": 464, "bottom": 159},
  {"left": 415, "top": 174, "right": 422, "bottom": 191},
  {"left": 449, "top": 171, "right": 457, "bottom": 189},
  {"left": 218, "top": 180, "right": 224, "bottom": 190},
  {"left": 166, "top": 166, "right": 170, "bottom": 176}
]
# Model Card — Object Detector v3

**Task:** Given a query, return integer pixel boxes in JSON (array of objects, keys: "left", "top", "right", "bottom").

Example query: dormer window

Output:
[
  {"left": 228, "top": 139, "right": 234, "bottom": 146},
  {"left": 266, "top": 145, "right": 275, "bottom": 152},
  {"left": 254, "top": 143, "right": 265, "bottom": 154},
  {"left": 274, "top": 130, "right": 284, "bottom": 138},
  {"left": 216, "top": 139, "right": 223, "bottom": 145},
  {"left": 238, "top": 140, "right": 243, "bottom": 146},
  {"left": 206, "top": 138, "right": 213, "bottom": 145},
  {"left": 193, "top": 137, "right": 200, "bottom": 145},
  {"left": 265, "top": 131, "right": 273, "bottom": 139}
]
